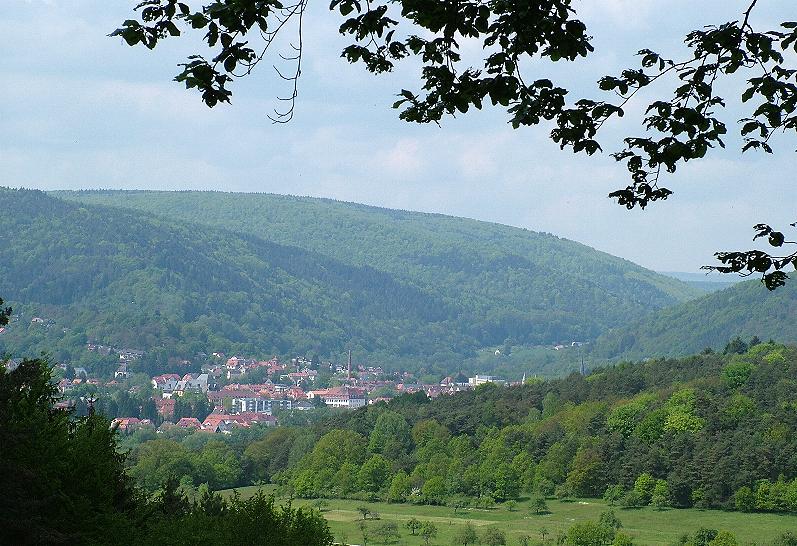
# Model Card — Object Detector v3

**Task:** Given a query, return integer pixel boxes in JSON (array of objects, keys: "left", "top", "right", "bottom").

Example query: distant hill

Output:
[
  {"left": 0, "top": 189, "right": 699, "bottom": 375},
  {"left": 657, "top": 271, "right": 743, "bottom": 294},
  {"left": 592, "top": 279, "right": 797, "bottom": 359}
]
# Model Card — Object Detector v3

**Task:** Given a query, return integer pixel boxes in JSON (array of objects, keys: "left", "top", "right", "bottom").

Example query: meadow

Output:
[{"left": 221, "top": 487, "right": 797, "bottom": 545}]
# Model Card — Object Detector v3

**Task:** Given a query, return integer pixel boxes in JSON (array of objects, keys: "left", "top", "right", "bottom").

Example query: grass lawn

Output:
[{"left": 219, "top": 487, "right": 797, "bottom": 545}]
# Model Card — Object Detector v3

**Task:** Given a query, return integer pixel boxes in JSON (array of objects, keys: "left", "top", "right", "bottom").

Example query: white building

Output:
[
  {"left": 308, "top": 386, "right": 366, "bottom": 409},
  {"left": 468, "top": 375, "right": 506, "bottom": 386}
]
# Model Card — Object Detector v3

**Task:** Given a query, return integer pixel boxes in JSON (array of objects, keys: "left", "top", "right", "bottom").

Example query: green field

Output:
[{"left": 220, "top": 487, "right": 797, "bottom": 545}]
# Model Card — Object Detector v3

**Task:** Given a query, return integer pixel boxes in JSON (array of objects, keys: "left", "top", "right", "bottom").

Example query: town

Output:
[{"left": 40, "top": 343, "right": 519, "bottom": 435}]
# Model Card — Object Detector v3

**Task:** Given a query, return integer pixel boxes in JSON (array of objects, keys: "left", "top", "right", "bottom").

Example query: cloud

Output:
[
  {"left": 376, "top": 139, "right": 426, "bottom": 176},
  {"left": 3, "top": 0, "right": 796, "bottom": 273},
  {"left": 576, "top": 0, "right": 657, "bottom": 28}
]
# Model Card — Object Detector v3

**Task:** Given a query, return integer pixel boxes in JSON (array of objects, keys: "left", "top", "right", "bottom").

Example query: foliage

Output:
[
  {"left": 31, "top": 188, "right": 699, "bottom": 377},
  {"left": 733, "top": 486, "right": 755, "bottom": 512},
  {"left": 603, "top": 485, "right": 625, "bottom": 507},
  {"left": 481, "top": 527, "right": 507, "bottom": 546},
  {"left": 0, "top": 357, "right": 334, "bottom": 546},
  {"left": 451, "top": 523, "right": 479, "bottom": 546},
  {"left": 593, "top": 281, "right": 797, "bottom": 359},
  {"left": 373, "top": 521, "right": 400, "bottom": 543},
  {"left": 406, "top": 517, "right": 422, "bottom": 536},
  {"left": 420, "top": 521, "right": 438, "bottom": 546},
  {"left": 0, "top": 358, "right": 141, "bottom": 545},
  {"left": 119, "top": 344, "right": 797, "bottom": 517},
  {"left": 566, "top": 520, "right": 614, "bottom": 546},
  {"left": 531, "top": 497, "right": 549, "bottom": 515}
]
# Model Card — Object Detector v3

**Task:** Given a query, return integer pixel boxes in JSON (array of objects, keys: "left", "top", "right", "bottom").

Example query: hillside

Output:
[
  {"left": 1, "top": 189, "right": 698, "bottom": 375},
  {"left": 55, "top": 190, "right": 698, "bottom": 312},
  {"left": 124, "top": 342, "right": 797, "bottom": 515},
  {"left": 592, "top": 279, "right": 797, "bottom": 359}
]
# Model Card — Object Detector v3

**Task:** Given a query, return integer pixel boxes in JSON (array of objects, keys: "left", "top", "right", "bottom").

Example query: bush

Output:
[
  {"left": 733, "top": 486, "right": 755, "bottom": 512},
  {"left": 620, "top": 490, "right": 644, "bottom": 509}
]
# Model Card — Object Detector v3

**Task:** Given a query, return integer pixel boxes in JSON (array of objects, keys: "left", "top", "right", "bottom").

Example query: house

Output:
[
  {"left": 287, "top": 370, "right": 318, "bottom": 385},
  {"left": 286, "top": 386, "right": 307, "bottom": 400},
  {"left": 114, "top": 363, "right": 129, "bottom": 379},
  {"left": 176, "top": 417, "right": 202, "bottom": 429},
  {"left": 172, "top": 374, "right": 210, "bottom": 396},
  {"left": 119, "top": 349, "right": 145, "bottom": 361},
  {"left": 226, "top": 368, "right": 245, "bottom": 381},
  {"left": 112, "top": 417, "right": 142, "bottom": 432},
  {"left": 155, "top": 398, "right": 176, "bottom": 419},
  {"left": 54, "top": 400, "right": 75, "bottom": 411},
  {"left": 201, "top": 412, "right": 277, "bottom": 432},
  {"left": 441, "top": 372, "right": 470, "bottom": 387},
  {"left": 152, "top": 373, "right": 181, "bottom": 392},
  {"left": 308, "top": 386, "right": 366, "bottom": 409},
  {"left": 293, "top": 400, "right": 314, "bottom": 411},
  {"left": 58, "top": 379, "right": 75, "bottom": 394}
]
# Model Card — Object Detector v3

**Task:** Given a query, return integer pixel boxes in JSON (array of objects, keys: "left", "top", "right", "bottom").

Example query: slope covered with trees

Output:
[
  {"left": 592, "top": 280, "right": 797, "bottom": 360},
  {"left": 276, "top": 343, "right": 797, "bottom": 512},
  {"left": 0, "top": 188, "right": 475, "bottom": 374},
  {"left": 42, "top": 190, "right": 699, "bottom": 370},
  {"left": 123, "top": 342, "right": 797, "bottom": 515}
]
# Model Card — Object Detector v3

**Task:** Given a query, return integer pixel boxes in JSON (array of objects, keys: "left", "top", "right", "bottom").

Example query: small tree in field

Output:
[
  {"left": 598, "top": 509, "right": 622, "bottom": 532},
  {"left": 452, "top": 523, "right": 479, "bottom": 546},
  {"left": 734, "top": 486, "right": 755, "bottom": 512},
  {"left": 451, "top": 498, "right": 467, "bottom": 514},
  {"left": 531, "top": 497, "right": 549, "bottom": 515},
  {"left": 357, "top": 506, "right": 371, "bottom": 520},
  {"left": 407, "top": 517, "right": 422, "bottom": 536},
  {"left": 421, "top": 521, "right": 438, "bottom": 546},
  {"left": 505, "top": 500, "right": 518, "bottom": 512},
  {"left": 374, "top": 521, "right": 400, "bottom": 544},
  {"left": 482, "top": 527, "right": 507, "bottom": 546}
]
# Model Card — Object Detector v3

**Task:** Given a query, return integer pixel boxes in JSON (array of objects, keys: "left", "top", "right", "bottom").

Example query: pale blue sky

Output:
[{"left": 1, "top": 0, "right": 794, "bottom": 272}]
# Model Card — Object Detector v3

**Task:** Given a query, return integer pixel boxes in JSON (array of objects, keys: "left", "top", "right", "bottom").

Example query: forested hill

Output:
[
  {"left": 592, "top": 279, "right": 797, "bottom": 359},
  {"left": 166, "top": 343, "right": 797, "bottom": 513},
  {"left": 56, "top": 190, "right": 698, "bottom": 314},
  {"left": 1, "top": 188, "right": 697, "bottom": 375},
  {"left": 53, "top": 190, "right": 698, "bottom": 347}
]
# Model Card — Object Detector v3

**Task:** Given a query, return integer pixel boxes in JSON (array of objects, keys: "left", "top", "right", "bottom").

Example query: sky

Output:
[{"left": 1, "top": 0, "right": 795, "bottom": 272}]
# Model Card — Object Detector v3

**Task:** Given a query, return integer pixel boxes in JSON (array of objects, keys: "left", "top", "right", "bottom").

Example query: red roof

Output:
[
  {"left": 176, "top": 417, "right": 202, "bottom": 429},
  {"left": 153, "top": 373, "right": 180, "bottom": 383},
  {"left": 202, "top": 412, "right": 277, "bottom": 430}
]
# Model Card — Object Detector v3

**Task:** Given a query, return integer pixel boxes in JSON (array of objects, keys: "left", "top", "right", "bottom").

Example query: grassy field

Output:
[{"left": 219, "top": 487, "right": 797, "bottom": 545}]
